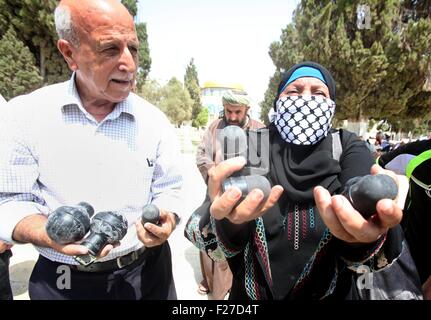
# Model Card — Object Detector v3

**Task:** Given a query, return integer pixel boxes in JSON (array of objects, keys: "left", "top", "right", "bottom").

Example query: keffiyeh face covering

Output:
[{"left": 275, "top": 95, "right": 336, "bottom": 145}]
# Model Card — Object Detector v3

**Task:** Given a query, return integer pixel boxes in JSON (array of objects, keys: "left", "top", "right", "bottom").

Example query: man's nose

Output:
[{"left": 118, "top": 47, "right": 137, "bottom": 73}]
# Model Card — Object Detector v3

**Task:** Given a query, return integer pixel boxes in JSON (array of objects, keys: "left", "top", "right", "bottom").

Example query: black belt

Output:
[{"left": 70, "top": 246, "right": 147, "bottom": 273}]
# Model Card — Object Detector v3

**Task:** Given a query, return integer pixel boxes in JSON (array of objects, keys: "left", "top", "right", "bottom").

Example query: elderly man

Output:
[
  {"left": 0, "top": 0, "right": 182, "bottom": 300},
  {"left": 194, "top": 90, "right": 264, "bottom": 299}
]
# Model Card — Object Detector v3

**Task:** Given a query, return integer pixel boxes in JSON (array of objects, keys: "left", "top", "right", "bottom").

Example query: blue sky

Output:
[{"left": 137, "top": 0, "right": 299, "bottom": 106}]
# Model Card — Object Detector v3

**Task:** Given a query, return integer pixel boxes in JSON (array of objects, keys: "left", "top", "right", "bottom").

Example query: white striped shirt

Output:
[{"left": 0, "top": 74, "right": 183, "bottom": 264}]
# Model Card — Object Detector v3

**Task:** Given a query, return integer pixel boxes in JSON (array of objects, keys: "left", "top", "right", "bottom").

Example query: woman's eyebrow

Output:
[
  {"left": 287, "top": 83, "right": 304, "bottom": 90},
  {"left": 311, "top": 84, "right": 327, "bottom": 90}
]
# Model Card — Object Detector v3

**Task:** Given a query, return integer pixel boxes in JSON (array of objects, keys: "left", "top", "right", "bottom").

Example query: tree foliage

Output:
[
  {"left": 262, "top": 0, "right": 431, "bottom": 124},
  {"left": 121, "top": 1, "right": 152, "bottom": 87},
  {"left": 0, "top": 0, "right": 70, "bottom": 85},
  {"left": 184, "top": 58, "right": 203, "bottom": 127},
  {"left": 159, "top": 78, "right": 193, "bottom": 127},
  {"left": 136, "top": 22, "right": 152, "bottom": 87},
  {"left": 139, "top": 79, "right": 163, "bottom": 106},
  {"left": 193, "top": 105, "right": 209, "bottom": 128},
  {"left": 139, "top": 78, "right": 193, "bottom": 127},
  {"left": 0, "top": 27, "right": 42, "bottom": 100},
  {"left": 121, "top": 0, "right": 138, "bottom": 17},
  {"left": 260, "top": 71, "right": 283, "bottom": 125}
]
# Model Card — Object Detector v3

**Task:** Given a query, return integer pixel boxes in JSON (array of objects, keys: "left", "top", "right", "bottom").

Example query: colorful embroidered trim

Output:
[
  {"left": 210, "top": 215, "right": 241, "bottom": 258},
  {"left": 244, "top": 241, "right": 260, "bottom": 300},
  {"left": 343, "top": 232, "right": 388, "bottom": 271},
  {"left": 254, "top": 217, "right": 272, "bottom": 286},
  {"left": 244, "top": 217, "right": 272, "bottom": 300},
  {"left": 294, "top": 228, "right": 332, "bottom": 287},
  {"left": 309, "top": 205, "right": 315, "bottom": 228}
]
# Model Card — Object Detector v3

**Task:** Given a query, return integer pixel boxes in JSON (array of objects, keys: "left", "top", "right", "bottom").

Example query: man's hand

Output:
[
  {"left": 208, "top": 156, "right": 283, "bottom": 224},
  {"left": 0, "top": 241, "right": 13, "bottom": 254},
  {"left": 49, "top": 241, "right": 118, "bottom": 259},
  {"left": 314, "top": 164, "right": 404, "bottom": 244},
  {"left": 136, "top": 210, "right": 176, "bottom": 247},
  {"left": 12, "top": 214, "right": 117, "bottom": 259}
]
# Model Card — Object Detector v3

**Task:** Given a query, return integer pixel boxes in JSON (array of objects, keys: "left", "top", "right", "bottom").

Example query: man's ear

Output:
[{"left": 57, "top": 39, "right": 78, "bottom": 71}]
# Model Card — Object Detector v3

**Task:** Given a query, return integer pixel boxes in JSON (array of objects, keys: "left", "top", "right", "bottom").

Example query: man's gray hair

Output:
[{"left": 54, "top": 5, "right": 80, "bottom": 47}]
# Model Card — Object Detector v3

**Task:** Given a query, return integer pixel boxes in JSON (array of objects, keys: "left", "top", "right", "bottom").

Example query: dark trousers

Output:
[
  {"left": 29, "top": 242, "right": 177, "bottom": 300},
  {"left": 0, "top": 250, "right": 13, "bottom": 300}
]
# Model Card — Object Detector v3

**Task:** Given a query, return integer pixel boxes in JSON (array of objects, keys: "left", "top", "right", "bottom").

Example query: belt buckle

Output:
[{"left": 116, "top": 250, "right": 138, "bottom": 269}]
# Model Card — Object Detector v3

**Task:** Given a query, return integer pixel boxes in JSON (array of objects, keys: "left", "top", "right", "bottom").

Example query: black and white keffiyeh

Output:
[{"left": 275, "top": 95, "right": 336, "bottom": 145}]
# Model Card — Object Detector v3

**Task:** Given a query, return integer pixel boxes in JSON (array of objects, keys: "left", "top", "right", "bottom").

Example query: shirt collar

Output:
[{"left": 61, "top": 72, "right": 136, "bottom": 120}]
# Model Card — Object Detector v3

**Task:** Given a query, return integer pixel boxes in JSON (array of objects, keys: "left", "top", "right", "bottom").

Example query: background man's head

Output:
[
  {"left": 376, "top": 131, "right": 384, "bottom": 143},
  {"left": 55, "top": 0, "right": 138, "bottom": 104},
  {"left": 221, "top": 90, "right": 250, "bottom": 127}
]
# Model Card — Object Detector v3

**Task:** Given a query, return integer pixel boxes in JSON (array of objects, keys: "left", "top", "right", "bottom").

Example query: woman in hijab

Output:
[{"left": 186, "top": 61, "right": 413, "bottom": 299}]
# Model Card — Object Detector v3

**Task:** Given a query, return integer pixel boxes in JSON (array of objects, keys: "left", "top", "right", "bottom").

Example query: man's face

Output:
[
  {"left": 223, "top": 104, "right": 248, "bottom": 126},
  {"left": 70, "top": 7, "right": 139, "bottom": 104}
]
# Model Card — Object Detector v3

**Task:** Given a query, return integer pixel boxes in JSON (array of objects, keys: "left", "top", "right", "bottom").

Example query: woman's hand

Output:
[
  {"left": 208, "top": 157, "right": 283, "bottom": 224},
  {"left": 314, "top": 164, "right": 404, "bottom": 244}
]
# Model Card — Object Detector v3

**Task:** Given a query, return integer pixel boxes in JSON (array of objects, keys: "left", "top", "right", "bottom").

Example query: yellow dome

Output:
[{"left": 202, "top": 81, "right": 244, "bottom": 91}]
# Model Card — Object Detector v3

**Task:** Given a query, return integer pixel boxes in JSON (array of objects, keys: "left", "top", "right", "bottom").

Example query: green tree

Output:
[
  {"left": 139, "top": 78, "right": 163, "bottom": 106},
  {"left": 193, "top": 106, "right": 209, "bottom": 128},
  {"left": 0, "top": 27, "right": 42, "bottom": 100},
  {"left": 0, "top": 0, "right": 70, "bottom": 85},
  {"left": 260, "top": 71, "right": 282, "bottom": 125},
  {"left": 159, "top": 78, "right": 193, "bottom": 127},
  {"left": 121, "top": 0, "right": 138, "bottom": 17},
  {"left": 402, "top": 0, "right": 431, "bottom": 20},
  {"left": 136, "top": 22, "right": 152, "bottom": 88},
  {"left": 262, "top": 0, "right": 431, "bottom": 123},
  {"left": 121, "top": 0, "right": 151, "bottom": 87},
  {"left": 184, "top": 58, "right": 203, "bottom": 127}
]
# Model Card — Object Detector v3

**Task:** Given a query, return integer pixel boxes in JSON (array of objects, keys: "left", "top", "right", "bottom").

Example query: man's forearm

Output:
[{"left": 12, "top": 214, "right": 54, "bottom": 248}]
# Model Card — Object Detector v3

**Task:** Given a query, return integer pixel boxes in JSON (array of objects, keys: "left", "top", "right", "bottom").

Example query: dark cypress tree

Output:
[{"left": 0, "top": 27, "right": 42, "bottom": 100}]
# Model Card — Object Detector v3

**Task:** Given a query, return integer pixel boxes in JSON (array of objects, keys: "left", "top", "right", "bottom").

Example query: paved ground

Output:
[{"left": 9, "top": 150, "right": 214, "bottom": 300}]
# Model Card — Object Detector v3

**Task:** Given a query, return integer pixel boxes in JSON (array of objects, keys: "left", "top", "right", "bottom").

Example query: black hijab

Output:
[{"left": 269, "top": 61, "right": 341, "bottom": 203}]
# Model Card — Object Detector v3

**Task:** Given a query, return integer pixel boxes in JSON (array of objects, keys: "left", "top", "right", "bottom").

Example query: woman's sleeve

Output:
[
  {"left": 336, "top": 130, "right": 390, "bottom": 267},
  {"left": 338, "top": 130, "right": 374, "bottom": 186},
  {"left": 184, "top": 195, "right": 252, "bottom": 261}
]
